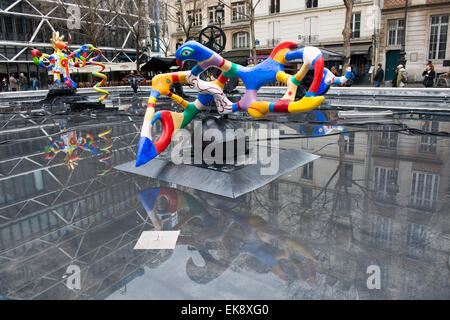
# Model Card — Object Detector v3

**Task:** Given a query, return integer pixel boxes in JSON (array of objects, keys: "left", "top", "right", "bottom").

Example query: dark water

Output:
[{"left": 0, "top": 99, "right": 449, "bottom": 300}]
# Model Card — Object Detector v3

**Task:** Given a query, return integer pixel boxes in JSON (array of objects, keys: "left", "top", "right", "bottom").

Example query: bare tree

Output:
[
  {"left": 107, "top": 0, "right": 153, "bottom": 71},
  {"left": 247, "top": 0, "right": 263, "bottom": 66},
  {"left": 66, "top": 0, "right": 109, "bottom": 47},
  {"left": 166, "top": 0, "right": 202, "bottom": 43},
  {"left": 342, "top": 0, "right": 354, "bottom": 72},
  {"left": 218, "top": 0, "right": 262, "bottom": 65},
  {"left": 159, "top": 21, "right": 171, "bottom": 57}
]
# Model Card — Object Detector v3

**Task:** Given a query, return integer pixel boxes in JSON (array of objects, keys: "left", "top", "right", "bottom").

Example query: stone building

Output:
[
  {"left": 166, "top": 0, "right": 252, "bottom": 65},
  {"left": 253, "top": 0, "right": 377, "bottom": 84},
  {"left": 377, "top": 0, "right": 450, "bottom": 83}
]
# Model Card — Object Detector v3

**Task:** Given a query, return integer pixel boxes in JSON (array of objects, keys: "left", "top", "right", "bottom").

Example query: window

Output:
[
  {"left": 379, "top": 125, "right": 398, "bottom": 149},
  {"left": 374, "top": 166, "right": 398, "bottom": 200},
  {"left": 304, "top": 16, "right": 318, "bottom": 43},
  {"left": 369, "top": 215, "right": 392, "bottom": 249},
  {"left": 387, "top": 19, "right": 404, "bottom": 46},
  {"left": 232, "top": 31, "right": 250, "bottom": 49},
  {"left": 351, "top": 12, "right": 361, "bottom": 39},
  {"left": 187, "top": 9, "right": 202, "bottom": 27},
  {"left": 345, "top": 132, "right": 355, "bottom": 154},
  {"left": 268, "top": 21, "right": 280, "bottom": 47},
  {"left": 337, "top": 194, "right": 351, "bottom": 213},
  {"left": 302, "top": 162, "right": 314, "bottom": 180},
  {"left": 270, "top": 0, "right": 280, "bottom": 14},
  {"left": 407, "top": 223, "right": 430, "bottom": 255},
  {"left": 306, "top": 0, "right": 318, "bottom": 9},
  {"left": 344, "top": 163, "right": 353, "bottom": 187},
  {"left": 419, "top": 121, "right": 438, "bottom": 153},
  {"left": 410, "top": 171, "right": 439, "bottom": 210},
  {"left": 232, "top": 2, "right": 248, "bottom": 21},
  {"left": 208, "top": 7, "right": 218, "bottom": 24},
  {"left": 302, "top": 187, "right": 313, "bottom": 208},
  {"left": 428, "top": 15, "right": 448, "bottom": 60},
  {"left": 269, "top": 182, "right": 279, "bottom": 201}
]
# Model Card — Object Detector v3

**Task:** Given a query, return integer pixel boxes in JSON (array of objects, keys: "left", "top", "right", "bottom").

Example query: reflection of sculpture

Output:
[
  {"left": 300, "top": 110, "right": 348, "bottom": 138},
  {"left": 31, "top": 32, "right": 109, "bottom": 101},
  {"left": 138, "top": 187, "right": 317, "bottom": 286},
  {"left": 138, "top": 187, "right": 205, "bottom": 231},
  {"left": 44, "top": 125, "right": 113, "bottom": 174},
  {"left": 136, "top": 41, "right": 351, "bottom": 166}
]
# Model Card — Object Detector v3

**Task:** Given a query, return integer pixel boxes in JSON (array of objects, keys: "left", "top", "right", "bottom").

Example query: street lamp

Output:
[
  {"left": 216, "top": 1, "right": 224, "bottom": 29},
  {"left": 398, "top": 0, "right": 408, "bottom": 67}
]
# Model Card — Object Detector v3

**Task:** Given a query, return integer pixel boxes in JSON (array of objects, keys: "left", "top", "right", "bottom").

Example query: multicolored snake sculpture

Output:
[
  {"left": 136, "top": 41, "right": 352, "bottom": 166},
  {"left": 31, "top": 32, "right": 109, "bottom": 102}
]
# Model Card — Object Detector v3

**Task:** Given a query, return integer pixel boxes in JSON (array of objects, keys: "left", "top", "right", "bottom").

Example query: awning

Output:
[
  {"left": 141, "top": 57, "right": 177, "bottom": 73},
  {"left": 222, "top": 50, "right": 251, "bottom": 66},
  {"left": 323, "top": 43, "right": 371, "bottom": 56},
  {"left": 320, "top": 48, "right": 344, "bottom": 61}
]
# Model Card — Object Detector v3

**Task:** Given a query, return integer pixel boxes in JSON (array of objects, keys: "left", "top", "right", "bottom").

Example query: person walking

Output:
[
  {"left": 19, "top": 73, "right": 28, "bottom": 91},
  {"left": 9, "top": 74, "right": 18, "bottom": 91},
  {"left": 1, "top": 77, "right": 8, "bottom": 92},
  {"left": 330, "top": 66, "right": 339, "bottom": 87},
  {"left": 396, "top": 65, "right": 407, "bottom": 87},
  {"left": 422, "top": 63, "right": 436, "bottom": 88},
  {"left": 373, "top": 63, "right": 384, "bottom": 87},
  {"left": 31, "top": 77, "right": 40, "bottom": 90},
  {"left": 391, "top": 66, "right": 398, "bottom": 87}
]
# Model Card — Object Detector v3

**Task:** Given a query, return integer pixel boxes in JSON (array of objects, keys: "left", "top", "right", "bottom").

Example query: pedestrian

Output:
[
  {"left": 31, "top": 77, "right": 40, "bottom": 90},
  {"left": 1, "top": 77, "right": 8, "bottom": 92},
  {"left": 331, "top": 66, "right": 338, "bottom": 76},
  {"left": 19, "top": 73, "right": 28, "bottom": 91},
  {"left": 330, "top": 66, "right": 339, "bottom": 87},
  {"left": 422, "top": 63, "right": 436, "bottom": 88},
  {"left": 9, "top": 74, "right": 18, "bottom": 91},
  {"left": 396, "top": 65, "right": 407, "bottom": 87},
  {"left": 373, "top": 63, "right": 384, "bottom": 87},
  {"left": 391, "top": 67, "right": 398, "bottom": 87}
]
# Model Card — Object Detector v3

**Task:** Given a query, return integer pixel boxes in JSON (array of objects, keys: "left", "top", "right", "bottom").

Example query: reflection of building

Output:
[
  {"left": 166, "top": 0, "right": 252, "bottom": 65},
  {"left": 246, "top": 116, "right": 449, "bottom": 298},
  {"left": 1, "top": 111, "right": 449, "bottom": 299},
  {"left": 0, "top": 117, "right": 172, "bottom": 299},
  {"left": 0, "top": 0, "right": 164, "bottom": 87},
  {"left": 254, "top": 0, "right": 376, "bottom": 83},
  {"left": 377, "top": 1, "right": 450, "bottom": 83}
]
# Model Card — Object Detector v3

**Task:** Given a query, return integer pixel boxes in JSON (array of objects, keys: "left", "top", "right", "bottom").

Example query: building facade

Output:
[
  {"left": 0, "top": 0, "right": 164, "bottom": 88},
  {"left": 254, "top": 0, "right": 377, "bottom": 84},
  {"left": 166, "top": 0, "right": 252, "bottom": 65},
  {"left": 377, "top": 0, "right": 450, "bottom": 83}
]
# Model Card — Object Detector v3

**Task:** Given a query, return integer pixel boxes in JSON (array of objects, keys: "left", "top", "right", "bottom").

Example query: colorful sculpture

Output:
[
  {"left": 136, "top": 41, "right": 351, "bottom": 166},
  {"left": 31, "top": 32, "right": 109, "bottom": 101},
  {"left": 123, "top": 72, "right": 146, "bottom": 93},
  {"left": 44, "top": 125, "right": 113, "bottom": 174}
]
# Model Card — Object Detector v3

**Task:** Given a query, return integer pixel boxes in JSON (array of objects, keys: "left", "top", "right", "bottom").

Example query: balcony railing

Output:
[
  {"left": 303, "top": 35, "right": 319, "bottom": 44},
  {"left": 267, "top": 38, "right": 281, "bottom": 47}
]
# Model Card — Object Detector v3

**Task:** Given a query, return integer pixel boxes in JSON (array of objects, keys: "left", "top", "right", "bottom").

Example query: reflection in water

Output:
[
  {"left": 138, "top": 187, "right": 317, "bottom": 287},
  {"left": 43, "top": 123, "right": 113, "bottom": 173},
  {"left": 0, "top": 106, "right": 449, "bottom": 299}
]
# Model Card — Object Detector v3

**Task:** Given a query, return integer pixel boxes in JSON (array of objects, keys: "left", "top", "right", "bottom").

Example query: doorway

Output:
[{"left": 385, "top": 50, "right": 400, "bottom": 81}]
